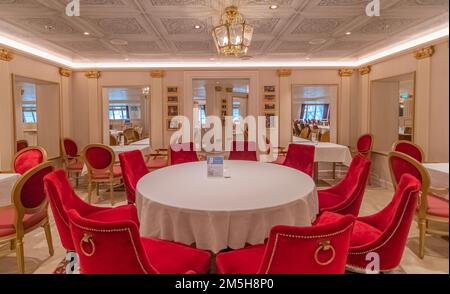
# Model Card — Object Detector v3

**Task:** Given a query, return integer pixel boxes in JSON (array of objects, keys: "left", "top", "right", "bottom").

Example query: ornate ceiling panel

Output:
[{"left": 0, "top": 0, "right": 447, "bottom": 63}]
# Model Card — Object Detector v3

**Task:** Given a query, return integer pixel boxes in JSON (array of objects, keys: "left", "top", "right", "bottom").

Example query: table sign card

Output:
[{"left": 207, "top": 156, "right": 224, "bottom": 177}]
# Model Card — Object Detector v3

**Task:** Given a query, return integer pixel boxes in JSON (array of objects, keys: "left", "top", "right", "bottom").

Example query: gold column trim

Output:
[
  {"left": 414, "top": 46, "right": 435, "bottom": 60},
  {"left": 59, "top": 68, "right": 72, "bottom": 77},
  {"left": 338, "top": 68, "right": 353, "bottom": 77},
  {"left": 0, "top": 48, "right": 13, "bottom": 61},
  {"left": 277, "top": 69, "right": 292, "bottom": 77},
  {"left": 85, "top": 70, "right": 100, "bottom": 79},
  {"left": 215, "top": 86, "right": 223, "bottom": 92},
  {"left": 359, "top": 66, "right": 371, "bottom": 75},
  {"left": 150, "top": 70, "right": 164, "bottom": 78}
]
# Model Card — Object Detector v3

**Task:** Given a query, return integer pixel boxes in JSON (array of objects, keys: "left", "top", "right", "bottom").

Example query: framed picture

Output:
[
  {"left": 168, "top": 105, "right": 179, "bottom": 116},
  {"left": 264, "top": 103, "right": 275, "bottom": 110},
  {"left": 167, "top": 95, "right": 178, "bottom": 103},
  {"left": 222, "top": 99, "right": 227, "bottom": 104},
  {"left": 167, "top": 119, "right": 180, "bottom": 131},
  {"left": 264, "top": 94, "right": 276, "bottom": 101},
  {"left": 265, "top": 113, "right": 275, "bottom": 128},
  {"left": 167, "top": 86, "right": 178, "bottom": 93},
  {"left": 264, "top": 86, "right": 275, "bottom": 93},
  {"left": 222, "top": 104, "right": 227, "bottom": 109}
]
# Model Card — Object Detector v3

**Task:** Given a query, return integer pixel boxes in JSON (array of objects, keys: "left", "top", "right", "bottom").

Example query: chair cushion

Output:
[
  {"left": 147, "top": 158, "right": 168, "bottom": 170},
  {"left": 0, "top": 205, "right": 47, "bottom": 237},
  {"left": 216, "top": 244, "right": 266, "bottom": 274},
  {"left": 67, "top": 160, "right": 84, "bottom": 171},
  {"left": 140, "top": 237, "right": 210, "bottom": 274},
  {"left": 318, "top": 191, "right": 346, "bottom": 210},
  {"left": 426, "top": 194, "right": 449, "bottom": 218},
  {"left": 91, "top": 165, "right": 122, "bottom": 180},
  {"left": 86, "top": 205, "right": 140, "bottom": 227},
  {"left": 315, "top": 211, "right": 382, "bottom": 247}
]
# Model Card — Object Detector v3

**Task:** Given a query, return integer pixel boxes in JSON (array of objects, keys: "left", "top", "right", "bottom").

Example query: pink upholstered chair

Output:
[
  {"left": 216, "top": 214, "right": 355, "bottom": 274},
  {"left": 282, "top": 144, "right": 315, "bottom": 177},
  {"left": 82, "top": 144, "right": 122, "bottom": 205},
  {"left": 318, "top": 155, "right": 372, "bottom": 216},
  {"left": 12, "top": 146, "right": 47, "bottom": 175},
  {"left": 119, "top": 150, "right": 149, "bottom": 204},
  {"left": 169, "top": 142, "right": 199, "bottom": 165},
  {"left": 44, "top": 169, "right": 139, "bottom": 253},
  {"left": 356, "top": 134, "right": 373, "bottom": 159},
  {"left": 61, "top": 138, "right": 83, "bottom": 186},
  {"left": 67, "top": 209, "right": 211, "bottom": 274},
  {"left": 0, "top": 162, "right": 54, "bottom": 273},
  {"left": 388, "top": 151, "right": 448, "bottom": 259},
  {"left": 316, "top": 174, "right": 421, "bottom": 272},
  {"left": 228, "top": 141, "right": 257, "bottom": 161},
  {"left": 392, "top": 140, "right": 424, "bottom": 163}
]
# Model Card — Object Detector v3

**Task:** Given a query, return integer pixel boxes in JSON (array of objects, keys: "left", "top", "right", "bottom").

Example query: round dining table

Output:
[{"left": 135, "top": 160, "right": 318, "bottom": 253}]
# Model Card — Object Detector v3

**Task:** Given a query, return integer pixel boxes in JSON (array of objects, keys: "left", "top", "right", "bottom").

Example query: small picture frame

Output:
[
  {"left": 264, "top": 86, "right": 275, "bottom": 93},
  {"left": 168, "top": 105, "right": 179, "bottom": 116},
  {"left": 222, "top": 104, "right": 227, "bottom": 109},
  {"left": 264, "top": 94, "right": 276, "bottom": 101},
  {"left": 167, "top": 119, "right": 180, "bottom": 131},
  {"left": 167, "top": 95, "right": 178, "bottom": 103},
  {"left": 264, "top": 103, "right": 275, "bottom": 110},
  {"left": 265, "top": 114, "right": 275, "bottom": 128},
  {"left": 222, "top": 99, "right": 227, "bottom": 104},
  {"left": 167, "top": 86, "right": 178, "bottom": 93}
]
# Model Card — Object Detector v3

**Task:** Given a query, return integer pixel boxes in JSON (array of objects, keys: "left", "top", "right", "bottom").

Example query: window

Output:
[
  {"left": 301, "top": 104, "right": 328, "bottom": 121},
  {"left": 199, "top": 104, "right": 206, "bottom": 126},
  {"left": 109, "top": 105, "right": 129, "bottom": 120},
  {"left": 22, "top": 105, "right": 37, "bottom": 123}
]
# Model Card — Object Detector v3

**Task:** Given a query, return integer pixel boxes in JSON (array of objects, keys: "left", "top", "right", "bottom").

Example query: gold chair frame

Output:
[{"left": 60, "top": 138, "right": 83, "bottom": 186}]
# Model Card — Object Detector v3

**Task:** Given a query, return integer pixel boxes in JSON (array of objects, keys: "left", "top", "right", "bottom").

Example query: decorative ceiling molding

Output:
[
  {"left": 0, "top": 47, "right": 13, "bottom": 61},
  {"left": 414, "top": 46, "right": 435, "bottom": 59},
  {"left": 277, "top": 69, "right": 292, "bottom": 77},
  {"left": 59, "top": 67, "right": 72, "bottom": 77},
  {"left": 359, "top": 66, "right": 371, "bottom": 75},
  {"left": 338, "top": 68, "right": 353, "bottom": 77},
  {"left": 150, "top": 70, "right": 164, "bottom": 78},
  {"left": 85, "top": 70, "right": 101, "bottom": 79}
]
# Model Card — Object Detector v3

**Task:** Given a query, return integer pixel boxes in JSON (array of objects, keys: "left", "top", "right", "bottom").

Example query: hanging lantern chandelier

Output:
[{"left": 212, "top": 5, "right": 254, "bottom": 57}]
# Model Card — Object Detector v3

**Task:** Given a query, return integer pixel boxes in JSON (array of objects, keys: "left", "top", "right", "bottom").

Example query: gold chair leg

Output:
[
  {"left": 10, "top": 239, "right": 16, "bottom": 251},
  {"left": 16, "top": 238, "right": 25, "bottom": 274},
  {"left": 96, "top": 182, "right": 100, "bottom": 196},
  {"left": 332, "top": 162, "right": 336, "bottom": 179},
  {"left": 88, "top": 180, "right": 93, "bottom": 204},
  {"left": 75, "top": 172, "right": 79, "bottom": 187},
  {"left": 418, "top": 219, "right": 427, "bottom": 259},
  {"left": 43, "top": 221, "right": 54, "bottom": 256},
  {"left": 110, "top": 180, "right": 114, "bottom": 206}
]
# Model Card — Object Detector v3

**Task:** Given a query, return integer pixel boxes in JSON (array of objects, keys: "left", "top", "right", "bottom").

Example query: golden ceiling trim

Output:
[
  {"left": 85, "top": 70, "right": 100, "bottom": 79},
  {"left": 277, "top": 69, "right": 292, "bottom": 77},
  {"left": 0, "top": 48, "right": 14, "bottom": 61},
  {"left": 414, "top": 46, "right": 435, "bottom": 60},
  {"left": 59, "top": 67, "right": 72, "bottom": 77},
  {"left": 150, "top": 70, "right": 164, "bottom": 78},
  {"left": 338, "top": 68, "right": 353, "bottom": 77},
  {"left": 359, "top": 66, "right": 371, "bottom": 75}
]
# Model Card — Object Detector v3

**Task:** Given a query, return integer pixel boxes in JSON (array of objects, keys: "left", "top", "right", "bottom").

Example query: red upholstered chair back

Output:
[
  {"left": 62, "top": 138, "right": 78, "bottom": 158},
  {"left": 393, "top": 141, "right": 424, "bottom": 163},
  {"left": 229, "top": 141, "right": 257, "bottom": 161},
  {"left": 119, "top": 150, "right": 149, "bottom": 204},
  {"left": 44, "top": 169, "right": 77, "bottom": 251},
  {"left": 67, "top": 209, "right": 158, "bottom": 274},
  {"left": 13, "top": 146, "right": 47, "bottom": 175},
  {"left": 16, "top": 140, "right": 28, "bottom": 152},
  {"left": 170, "top": 142, "right": 199, "bottom": 165},
  {"left": 283, "top": 144, "right": 315, "bottom": 177},
  {"left": 83, "top": 144, "right": 115, "bottom": 171},
  {"left": 257, "top": 215, "right": 355, "bottom": 274},
  {"left": 356, "top": 134, "right": 373, "bottom": 158}
]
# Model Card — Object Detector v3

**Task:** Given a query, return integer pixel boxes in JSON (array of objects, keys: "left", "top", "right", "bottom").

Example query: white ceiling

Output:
[{"left": 0, "top": 0, "right": 448, "bottom": 66}]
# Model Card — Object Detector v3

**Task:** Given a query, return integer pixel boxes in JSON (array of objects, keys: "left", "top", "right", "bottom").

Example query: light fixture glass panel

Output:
[
  {"left": 214, "top": 25, "right": 229, "bottom": 47},
  {"left": 229, "top": 23, "right": 243, "bottom": 45},
  {"left": 243, "top": 24, "right": 254, "bottom": 47}
]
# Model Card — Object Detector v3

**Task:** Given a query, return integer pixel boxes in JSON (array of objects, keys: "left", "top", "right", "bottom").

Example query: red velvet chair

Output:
[
  {"left": 392, "top": 140, "right": 424, "bottom": 162},
  {"left": 215, "top": 214, "right": 355, "bottom": 274},
  {"left": 82, "top": 144, "right": 122, "bottom": 205},
  {"left": 12, "top": 146, "right": 47, "bottom": 175},
  {"left": 356, "top": 134, "right": 373, "bottom": 159},
  {"left": 61, "top": 138, "right": 84, "bottom": 186},
  {"left": 388, "top": 151, "right": 448, "bottom": 259},
  {"left": 228, "top": 141, "right": 257, "bottom": 161},
  {"left": 316, "top": 174, "right": 421, "bottom": 273},
  {"left": 169, "top": 142, "right": 199, "bottom": 165},
  {"left": 119, "top": 150, "right": 149, "bottom": 204},
  {"left": 282, "top": 144, "right": 315, "bottom": 177},
  {"left": 43, "top": 169, "right": 139, "bottom": 253},
  {"left": 67, "top": 209, "right": 211, "bottom": 274},
  {"left": 0, "top": 162, "right": 54, "bottom": 273},
  {"left": 16, "top": 140, "right": 28, "bottom": 152},
  {"left": 318, "top": 155, "right": 371, "bottom": 216}
]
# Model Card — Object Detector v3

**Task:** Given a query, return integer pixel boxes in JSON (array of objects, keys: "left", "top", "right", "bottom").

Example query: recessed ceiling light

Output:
[
  {"left": 194, "top": 25, "right": 201, "bottom": 29},
  {"left": 345, "top": 32, "right": 352, "bottom": 35},
  {"left": 124, "top": 58, "right": 129, "bottom": 61},
  {"left": 83, "top": 32, "right": 90, "bottom": 36},
  {"left": 209, "top": 57, "right": 215, "bottom": 61},
  {"left": 269, "top": 4, "right": 279, "bottom": 9},
  {"left": 110, "top": 39, "right": 128, "bottom": 45},
  {"left": 44, "top": 25, "right": 55, "bottom": 31},
  {"left": 309, "top": 39, "right": 327, "bottom": 45},
  {"left": 306, "top": 57, "right": 311, "bottom": 60}
]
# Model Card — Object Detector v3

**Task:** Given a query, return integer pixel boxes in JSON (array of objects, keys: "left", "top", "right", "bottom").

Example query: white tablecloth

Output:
[
  {"left": 424, "top": 163, "right": 449, "bottom": 189},
  {"left": 129, "top": 138, "right": 150, "bottom": 145},
  {"left": 0, "top": 173, "right": 20, "bottom": 205},
  {"left": 292, "top": 137, "right": 352, "bottom": 166},
  {"left": 136, "top": 160, "right": 318, "bottom": 253}
]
